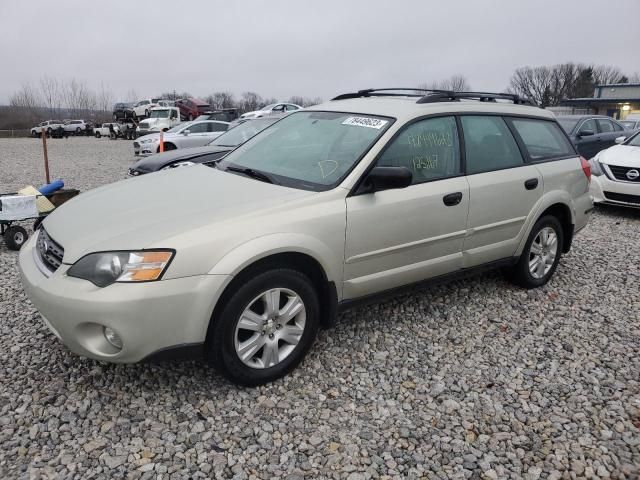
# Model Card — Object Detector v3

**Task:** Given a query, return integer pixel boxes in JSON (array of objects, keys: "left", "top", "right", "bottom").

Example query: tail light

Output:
[{"left": 580, "top": 156, "right": 591, "bottom": 182}]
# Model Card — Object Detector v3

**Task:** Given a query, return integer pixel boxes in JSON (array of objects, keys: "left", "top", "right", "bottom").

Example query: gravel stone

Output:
[{"left": 1, "top": 137, "right": 639, "bottom": 478}]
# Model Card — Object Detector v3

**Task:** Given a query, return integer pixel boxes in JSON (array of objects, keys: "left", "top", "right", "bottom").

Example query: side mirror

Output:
[
  {"left": 578, "top": 129, "right": 594, "bottom": 137},
  {"left": 359, "top": 166, "right": 412, "bottom": 194},
  {"left": 615, "top": 136, "right": 626, "bottom": 144},
  {"left": 182, "top": 130, "right": 190, "bottom": 135}
]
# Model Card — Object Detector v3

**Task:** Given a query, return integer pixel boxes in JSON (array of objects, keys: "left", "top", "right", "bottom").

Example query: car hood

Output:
[
  {"left": 130, "top": 145, "right": 233, "bottom": 173},
  {"left": 43, "top": 165, "right": 314, "bottom": 264},
  {"left": 597, "top": 144, "right": 640, "bottom": 167}
]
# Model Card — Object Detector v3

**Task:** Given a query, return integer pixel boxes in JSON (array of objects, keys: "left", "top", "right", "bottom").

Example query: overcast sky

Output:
[{"left": 1, "top": 0, "right": 638, "bottom": 104}]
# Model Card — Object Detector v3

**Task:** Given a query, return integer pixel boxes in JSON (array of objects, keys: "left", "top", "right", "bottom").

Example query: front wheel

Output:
[
  {"left": 95, "top": 131, "right": 101, "bottom": 138},
  {"left": 508, "top": 215, "right": 563, "bottom": 289},
  {"left": 207, "top": 269, "right": 320, "bottom": 386}
]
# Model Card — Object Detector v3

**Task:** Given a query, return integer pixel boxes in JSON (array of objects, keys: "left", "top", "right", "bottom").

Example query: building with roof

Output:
[{"left": 559, "top": 83, "right": 640, "bottom": 119}]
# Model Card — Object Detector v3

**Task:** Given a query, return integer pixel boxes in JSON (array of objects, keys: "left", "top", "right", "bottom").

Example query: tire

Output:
[
  {"left": 188, "top": 114, "right": 194, "bottom": 121},
  {"left": 95, "top": 132, "right": 101, "bottom": 138},
  {"left": 163, "top": 142, "right": 176, "bottom": 151},
  {"left": 4, "top": 225, "right": 28, "bottom": 251},
  {"left": 207, "top": 268, "right": 320, "bottom": 386},
  {"left": 75, "top": 127, "right": 81, "bottom": 134},
  {"left": 508, "top": 215, "right": 564, "bottom": 289}
]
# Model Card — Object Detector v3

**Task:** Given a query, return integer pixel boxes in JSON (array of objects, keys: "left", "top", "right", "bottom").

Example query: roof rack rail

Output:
[
  {"left": 332, "top": 88, "right": 452, "bottom": 101},
  {"left": 331, "top": 88, "right": 536, "bottom": 106},
  {"left": 416, "top": 91, "right": 536, "bottom": 106}
]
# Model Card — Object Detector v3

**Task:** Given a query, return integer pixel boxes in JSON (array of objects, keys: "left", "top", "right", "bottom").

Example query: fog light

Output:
[{"left": 104, "top": 327, "right": 123, "bottom": 350}]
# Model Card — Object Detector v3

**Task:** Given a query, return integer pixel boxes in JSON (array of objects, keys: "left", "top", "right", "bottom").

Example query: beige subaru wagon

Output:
[{"left": 19, "top": 89, "right": 592, "bottom": 385}]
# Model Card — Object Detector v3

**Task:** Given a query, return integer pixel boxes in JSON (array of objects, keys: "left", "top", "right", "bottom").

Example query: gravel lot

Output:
[{"left": 1, "top": 137, "right": 639, "bottom": 479}]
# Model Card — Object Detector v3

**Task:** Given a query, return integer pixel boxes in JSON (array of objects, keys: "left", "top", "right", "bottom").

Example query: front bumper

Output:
[
  {"left": 18, "top": 233, "right": 230, "bottom": 363},
  {"left": 133, "top": 140, "right": 158, "bottom": 156},
  {"left": 590, "top": 173, "right": 640, "bottom": 208}
]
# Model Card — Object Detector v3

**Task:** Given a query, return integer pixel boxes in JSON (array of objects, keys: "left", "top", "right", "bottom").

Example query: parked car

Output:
[
  {"left": 113, "top": 102, "right": 135, "bottom": 121},
  {"left": 176, "top": 98, "right": 211, "bottom": 121},
  {"left": 620, "top": 119, "right": 640, "bottom": 131},
  {"left": 589, "top": 130, "right": 640, "bottom": 208},
  {"left": 63, "top": 120, "right": 88, "bottom": 134},
  {"left": 30, "top": 120, "right": 64, "bottom": 137},
  {"left": 196, "top": 108, "right": 240, "bottom": 123},
  {"left": 128, "top": 116, "right": 283, "bottom": 175},
  {"left": 133, "top": 120, "right": 229, "bottom": 156},
  {"left": 136, "top": 107, "right": 182, "bottom": 136},
  {"left": 557, "top": 115, "right": 627, "bottom": 159},
  {"left": 240, "top": 102, "right": 302, "bottom": 119},
  {"left": 132, "top": 98, "right": 169, "bottom": 120},
  {"left": 18, "top": 88, "right": 591, "bottom": 385},
  {"left": 94, "top": 123, "right": 117, "bottom": 138}
]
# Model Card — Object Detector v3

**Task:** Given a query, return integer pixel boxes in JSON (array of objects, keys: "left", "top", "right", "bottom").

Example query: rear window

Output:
[{"left": 510, "top": 119, "right": 574, "bottom": 160}]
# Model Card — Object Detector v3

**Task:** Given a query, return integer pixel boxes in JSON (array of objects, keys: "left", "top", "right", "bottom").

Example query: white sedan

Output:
[
  {"left": 589, "top": 131, "right": 640, "bottom": 208},
  {"left": 240, "top": 102, "right": 302, "bottom": 119},
  {"left": 133, "top": 120, "right": 229, "bottom": 156}
]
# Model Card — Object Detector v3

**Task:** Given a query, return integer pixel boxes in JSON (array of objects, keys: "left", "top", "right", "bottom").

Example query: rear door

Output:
[
  {"left": 344, "top": 115, "right": 469, "bottom": 299},
  {"left": 461, "top": 115, "right": 543, "bottom": 267}
]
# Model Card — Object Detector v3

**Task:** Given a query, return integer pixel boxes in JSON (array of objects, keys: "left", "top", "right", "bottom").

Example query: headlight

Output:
[
  {"left": 67, "top": 250, "right": 174, "bottom": 287},
  {"left": 140, "top": 138, "right": 155, "bottom": 144},
  {"left": 161, "top": 161, "right": 195, "bottom": 170},
  {"left": 589, "top": 158, "right": 606, "bottom": 177}
]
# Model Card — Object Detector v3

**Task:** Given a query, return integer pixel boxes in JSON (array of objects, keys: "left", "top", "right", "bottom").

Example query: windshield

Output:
[
  {"left": 260, "top": 103, "right": 277, "bottom": 111},
  {"left": 209, "top": 118, "right": 279, "bottom": 147},
  {"left": 626, "top": 132, "right": 640, "bottom": 146},
  {"left": 620, "top": 121, "right": 635, "bottom": 129},
  {"left": 150, "top": 109, "right": 170, "bottom": 119},
  {"left": 218, "top": 111, "right": 392, "bottom": 191},
  {"left": 167, "top": 122, "right": 190, "bottom": 133},
  {"left": 557, "top": 118, "right": 580, "bottom": 133}
]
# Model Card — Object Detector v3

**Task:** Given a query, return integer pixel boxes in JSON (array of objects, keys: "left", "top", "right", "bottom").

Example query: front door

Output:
[
  {"left": 344, "top": 116, "right": 469, "bottom": 299},
  {"left": 574, "top": 118, "right": 600, "bottom": 159}
]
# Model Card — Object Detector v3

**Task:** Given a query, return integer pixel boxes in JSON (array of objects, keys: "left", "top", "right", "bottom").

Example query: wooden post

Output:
[
  {"left": 159, "top": 130, "right": 164, "bottom": 153},
  {"left": 41, "top": 128, "right": 51, "bottom": 184}
]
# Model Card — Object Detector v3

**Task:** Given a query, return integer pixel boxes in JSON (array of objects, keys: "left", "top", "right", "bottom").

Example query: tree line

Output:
[{"left": 4, "top": 65, "right": 640, "bottom": 129}]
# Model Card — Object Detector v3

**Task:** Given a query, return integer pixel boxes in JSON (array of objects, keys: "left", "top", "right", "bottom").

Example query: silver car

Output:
[
  {"left": 133, "top": 120, "right": 229, "bottom": 156},
  {"left": 19, "top": 88, "right": 592, "bottom": 385}
]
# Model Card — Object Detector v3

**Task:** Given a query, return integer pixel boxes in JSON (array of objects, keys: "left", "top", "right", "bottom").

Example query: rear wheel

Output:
[
  {"left": 207, "top": 268, "right": 320, "bottom": 386},
  {"left": 4, "top": 225, "right": 28, "bottom": 251},
  {"left": 508, "top": 215, "right": 563, "bottom": 289},
  {"left": 95, "top": 131, "right": 101, "bottom": 138}
]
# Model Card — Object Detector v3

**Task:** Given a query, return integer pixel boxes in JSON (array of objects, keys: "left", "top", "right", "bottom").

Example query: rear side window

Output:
[
  {"left": 612, "top": 122, "right": 624, "bottom": 132},
  {"left": 596, "top": 119, "right": 614, "bottom": 133},
  {"left": 578, "top": 119, "right": 596, "bottom": 134},
  {"left": 209, "top": 122, "right": 228, "bottom": 132},
  {"left": 377, "top": 116, "right": 461, "bottom": 184},
  {"left": 461, "top": 116, "right": 523, "bottom": 174},
  {"left": 510, "top": 119, "right": 574, "bottom": 160}
]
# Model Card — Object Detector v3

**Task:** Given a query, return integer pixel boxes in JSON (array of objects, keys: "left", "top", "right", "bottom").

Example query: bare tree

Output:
[
  {"left": 419, "top": 74, "right": 471, "bottom": 92},
  {"left": 592, "top": 65, "right": 626, "bottom": 85},
  {"left": 39, "top": 76, "right": 62, "bottom": 117},
  {"left": 630, "top": 72, "right": 640, "bottom": 83},
  {"left": 125, "top": 89, "right": 139, "bottom": 103},
  {"left": 240, "top": 92, "right": 264, "bottom": 113},
  {"left": 207, "top": 92, "right": 235, "bottom": 109},
  {"left": 97, "top": 82, "right": 114, "bottom": 114},
  {"left": 9, "top": 82, "right": 41, "bottom": 112}
]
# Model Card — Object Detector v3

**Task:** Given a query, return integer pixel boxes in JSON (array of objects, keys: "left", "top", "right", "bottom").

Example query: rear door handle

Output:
[
  {"left": 524, "top": 178, "right": 538, "bottom": 190},
  {"left": 443, "top": 192, "right": 463, "bottom": 206}
]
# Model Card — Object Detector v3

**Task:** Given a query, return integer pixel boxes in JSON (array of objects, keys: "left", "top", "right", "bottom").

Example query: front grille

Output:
[
  {"left": 607, "top": 165, "right": 640, "bottom": 182},
  {"left": 604, "top": 191, "right": 640, "bottom": 205},
  {"left": 37, "top": 228, "right": 64, "bottom": 272}
]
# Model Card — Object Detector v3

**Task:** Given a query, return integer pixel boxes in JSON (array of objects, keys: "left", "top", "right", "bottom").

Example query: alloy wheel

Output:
[
  {"left": 234, "top": 288, "right": 306, "bottom": 369},
  {"left": 528, "top": 226, "right": 558, "bottom": 279}
]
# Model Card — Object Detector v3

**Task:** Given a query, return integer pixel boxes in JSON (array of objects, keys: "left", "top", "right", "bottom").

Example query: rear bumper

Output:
[
  {"left": 19, "top": 233, "right": 229, "bottom": 363},
  {"left": 590, "top": 175, "right": 640, "bottom": 208}
]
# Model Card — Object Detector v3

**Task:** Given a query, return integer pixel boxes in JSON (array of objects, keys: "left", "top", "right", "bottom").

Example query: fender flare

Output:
[
  {"left": 207, "top": 233, "right": 342, "bottom": 287},
  {"left": 514, "top": 190, "right": 575, "bottom": 256}
]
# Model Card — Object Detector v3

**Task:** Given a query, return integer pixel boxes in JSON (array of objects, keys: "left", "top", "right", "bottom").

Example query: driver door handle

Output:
[
  {"left": 443, "top": 192, "right": 463, "bottom": 206},
  {"left": 524, "top": 178, "right": 539, "bottom": 190}
]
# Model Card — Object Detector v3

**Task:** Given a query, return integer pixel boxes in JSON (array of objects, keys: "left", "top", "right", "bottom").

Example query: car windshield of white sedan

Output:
[
  {"left": 627, "top": 133, "right": 640, "bottom": 146},
  {"left": 150, "top": 109, "right": 170, "bottom": 118},
  {"left": 167, "top": 123, "right": 189, "bottom": 133},
  {"left": 217, "top": 111, "right": 392, "bottom": 191}
]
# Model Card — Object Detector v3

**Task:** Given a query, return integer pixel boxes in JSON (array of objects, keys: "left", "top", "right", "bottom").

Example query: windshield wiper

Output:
[{"left": 225, "top": 165, "right": 278, "bottom": 184}]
